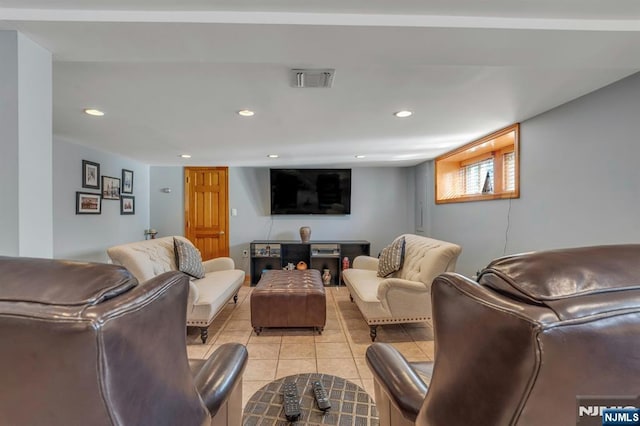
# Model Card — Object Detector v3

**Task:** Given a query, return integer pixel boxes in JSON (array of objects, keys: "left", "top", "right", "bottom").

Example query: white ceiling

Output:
[{"left": 2, "top": 1, "right": 640, "bottom": 167}]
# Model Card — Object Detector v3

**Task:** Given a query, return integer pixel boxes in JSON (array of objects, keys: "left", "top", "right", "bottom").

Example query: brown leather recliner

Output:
[
  {"left": 366, "top": 245, "right": 640, "bottom": 426},
  {"left": 0, "top": 256, "right": 248, "bottom": 426}
]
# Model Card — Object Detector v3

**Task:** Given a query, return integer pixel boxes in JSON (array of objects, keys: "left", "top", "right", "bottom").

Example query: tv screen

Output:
[{"left": 270, "top": 169, "right": 351, "bottom": 215}]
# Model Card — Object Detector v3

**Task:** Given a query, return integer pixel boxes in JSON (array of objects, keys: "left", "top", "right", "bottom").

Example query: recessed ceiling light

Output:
[
  {"left": 267, "top": 154, "right": 279, "bottom": 158},
  {"left": 238, "top": 109, "right": 255, "bottom": 117},
  {"left": 84, "top": 108, "right": 104, "bottom": 116},
  {"left": 355, "top": 155, "right": 366, "bottom": 159},
  {"left": 394, "top": 110, "right": 413, "bottom": 118},
  {"left": 179, "top": 154, "right": 191, "bottom": 159}
]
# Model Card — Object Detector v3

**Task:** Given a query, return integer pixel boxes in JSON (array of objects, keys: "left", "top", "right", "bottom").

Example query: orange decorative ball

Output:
[{"left": 296, "top": 261, "right": 308, "bottom": 270}]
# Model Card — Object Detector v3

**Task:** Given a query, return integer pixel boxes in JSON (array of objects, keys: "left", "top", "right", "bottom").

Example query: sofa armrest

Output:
[
  {"left": 377, "top": 278, "right": 428, "bottom": 300},
  {"left": 202, "top": 257, "right": 235, "bottom": 273},
  {"left": 366, "top": 342, "right": 428, "bottom": 422},
  {"left": 187, "top": 280, "right": 199, "bottom": 307},
  {"left": 352, "top": 255, "right": 379, "bottom": 271},
  {"left": 192, "top": 343, "right": 248, "bottom": 417}
]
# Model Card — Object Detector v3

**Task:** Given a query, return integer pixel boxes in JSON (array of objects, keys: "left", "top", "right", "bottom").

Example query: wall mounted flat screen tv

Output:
[{"left": 270, "top": 169, "right": 351, "bottom": 215}]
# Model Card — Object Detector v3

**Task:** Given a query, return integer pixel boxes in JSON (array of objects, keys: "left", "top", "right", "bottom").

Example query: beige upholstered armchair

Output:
[
  {"left": 0, "top": 256, "right": 248, "bottom": 426},
  {"left": 342, "top": 234, "right": 461, "bottom": 340}
]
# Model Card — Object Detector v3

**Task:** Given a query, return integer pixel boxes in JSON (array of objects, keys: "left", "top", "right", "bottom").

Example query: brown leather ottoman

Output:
[{"left": 251, "top": 269, "right": 326, "bottom": 335}]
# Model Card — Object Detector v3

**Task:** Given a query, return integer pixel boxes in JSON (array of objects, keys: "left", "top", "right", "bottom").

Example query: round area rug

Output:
[{"left": 242, "top": 373, "right": 378, "bottom": 425}]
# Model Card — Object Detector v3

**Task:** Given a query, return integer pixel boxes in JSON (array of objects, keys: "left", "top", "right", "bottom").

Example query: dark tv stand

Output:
[{"left": 249, "top": 240, "right": 370, "bottom": 286}]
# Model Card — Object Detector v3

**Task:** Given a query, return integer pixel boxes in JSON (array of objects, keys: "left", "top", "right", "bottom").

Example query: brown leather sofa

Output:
[
  {"left": 0, "top": 256, "right": 248, "bottom": 426},
  {"left": 366, "top": 245, "right": 640, "bottom": 426}
]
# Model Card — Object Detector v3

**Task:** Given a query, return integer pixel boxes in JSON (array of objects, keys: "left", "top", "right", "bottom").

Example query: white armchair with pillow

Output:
[
  {"left": 342, "top": 234, "right": 462, "bottom": 341},
  {"left": 107, "top": 236, "right": 245, "bottom": 343}
]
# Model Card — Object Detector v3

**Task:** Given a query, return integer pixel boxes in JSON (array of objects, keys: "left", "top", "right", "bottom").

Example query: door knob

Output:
[{"left": 219, "top": 231, "right": 225, "bottom": 235}]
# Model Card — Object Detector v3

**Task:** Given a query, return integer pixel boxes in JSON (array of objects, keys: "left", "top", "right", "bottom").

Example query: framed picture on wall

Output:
[
  {"left": 120, "top": 195, "right": 135, "bottom": 215},
  {"left": 82, "top": 160, "right": 100, "bottom": 189},
  {"left": 122, "top": 169, "right": 134, "bottom": 194},
  {"left": 102, "top": 176, "right": 121, "bottom": 200},
  {"left": 76, "top": 192, "right": 101, "bottom": 214}
]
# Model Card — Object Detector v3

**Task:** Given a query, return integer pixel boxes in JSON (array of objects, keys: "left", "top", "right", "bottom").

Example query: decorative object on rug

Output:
[
  {"left": 299, "top": 226, "right": 311, "bottom": 243},
  {"left": 296, "top": 261, "right": 308, "bottom": 270},
  {"left": 322, "top": 269, "right": 332, "bottom": 285}
]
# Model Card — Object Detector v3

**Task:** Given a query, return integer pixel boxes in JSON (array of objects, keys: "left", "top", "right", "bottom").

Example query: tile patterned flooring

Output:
[{"left": 186, "top": 284, "right": 435, "bottom": 409}]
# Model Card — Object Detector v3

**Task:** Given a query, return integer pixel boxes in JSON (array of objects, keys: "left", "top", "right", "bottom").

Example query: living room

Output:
[
  {"left": 51, "top": 70, "right": 640, "bottom": 279},
  {"left": 2, "top": 2, "right": 640, "bottom": 425},
  {"left": 3, "top": 5, "right": 640, "bottom": 277}
]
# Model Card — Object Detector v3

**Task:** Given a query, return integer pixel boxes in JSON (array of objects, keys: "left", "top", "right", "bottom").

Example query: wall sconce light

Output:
[{"left": 161, "top": 188, "right": 172, "bottom": 193}]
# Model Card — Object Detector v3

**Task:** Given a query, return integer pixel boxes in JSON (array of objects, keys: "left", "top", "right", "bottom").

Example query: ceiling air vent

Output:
[{"left": 291, "top": 69, "right": 335, "bottom": 88}]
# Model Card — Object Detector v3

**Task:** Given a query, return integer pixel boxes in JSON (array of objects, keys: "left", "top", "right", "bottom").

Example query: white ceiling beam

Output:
[{"left": 1, "top": 9, "right": 640, "bottom": 31}]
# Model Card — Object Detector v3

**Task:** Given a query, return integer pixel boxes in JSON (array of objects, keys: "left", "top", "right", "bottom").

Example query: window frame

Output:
[{"left": 435, "top": 123, "right": 520, "bottom": 204}]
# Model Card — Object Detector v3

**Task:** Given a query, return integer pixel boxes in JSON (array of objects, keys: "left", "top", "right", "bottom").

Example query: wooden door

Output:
[{"left": 184, "top": 167, "right": 229, "bottom": 260}]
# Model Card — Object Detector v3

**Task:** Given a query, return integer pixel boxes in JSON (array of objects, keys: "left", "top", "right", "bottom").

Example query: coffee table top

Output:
[{"left": 243, "top": 373, "right": 379, "bottom": 425}]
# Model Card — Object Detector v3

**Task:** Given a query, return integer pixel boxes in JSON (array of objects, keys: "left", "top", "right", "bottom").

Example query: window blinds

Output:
[
  {"left": 462, "top": 158, "right": 494, "bottom": 195},
  {"left": 504, "top": 152, "right": 515, "bottom": 191}
]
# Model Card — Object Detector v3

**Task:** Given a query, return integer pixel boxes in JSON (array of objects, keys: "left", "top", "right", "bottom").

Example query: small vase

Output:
[
  {"left": 322, "top": 269, "right": 332, "bottom": 286},
  {"left": 342, "top": 256, "right": 350, "bottom": 270},
  {"left": 299, "top": 226, "right": 311, "bottom": 243}
]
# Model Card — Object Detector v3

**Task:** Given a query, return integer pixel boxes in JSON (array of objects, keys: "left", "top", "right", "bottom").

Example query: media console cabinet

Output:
[{"left": 249, "top": 240, "right": 370, "bottom": 286}]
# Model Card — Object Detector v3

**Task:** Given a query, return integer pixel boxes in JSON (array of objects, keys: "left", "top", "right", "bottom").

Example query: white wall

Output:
[
  {"left": 150, "top": 166, "right": 184, "bottom": 237},
  {"left": 230, "top": 167, "right": 415, "bottom": 273},
  {"left": 421, "top": 71, "right": 640, "bottom": 277},
  {"left": 0, "top": 30, "right": 53, "bottom": 257},
  {"left": 0, "top": 31, "right": 19, "bottom": 256},
  {"left": 53, "top": 139, "right": 150, "bottom": 262},
  {"left": 414, "top": 161, "right": 430, "bottom": 236},
  {"left": 150, "top": 166, "right": 416, "bottom": 275},
  {"left": 17, "top": 33, "right": 53, "bottom": 258}
]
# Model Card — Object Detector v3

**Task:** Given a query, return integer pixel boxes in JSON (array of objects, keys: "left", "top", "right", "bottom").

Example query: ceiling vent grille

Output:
[{"left": 291, "top": 69, "right": 335, "bottom": 88}]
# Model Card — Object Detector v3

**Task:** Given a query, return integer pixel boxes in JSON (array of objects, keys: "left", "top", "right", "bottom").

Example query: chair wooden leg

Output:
[{"left": 369, "top": 325, "right": 378, "bottom": 342}]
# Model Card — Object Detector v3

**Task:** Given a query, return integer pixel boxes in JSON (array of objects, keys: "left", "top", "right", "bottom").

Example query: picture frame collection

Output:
[{"left": 77, "top": 160, "right": 135, "bottom": 215}]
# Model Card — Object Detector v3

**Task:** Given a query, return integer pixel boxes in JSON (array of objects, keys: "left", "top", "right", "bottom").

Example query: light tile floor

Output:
[{"left": 186, "top": 284, "right": 435, "bottom": 409}]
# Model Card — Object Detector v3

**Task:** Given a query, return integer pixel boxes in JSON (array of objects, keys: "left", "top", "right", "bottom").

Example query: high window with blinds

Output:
[{"left": 435, "top": 124, "right": 520, "bottom": 204}]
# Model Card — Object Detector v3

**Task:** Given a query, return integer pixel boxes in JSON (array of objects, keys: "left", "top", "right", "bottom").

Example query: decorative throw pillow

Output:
[
  {"left": 377, "top": 236, "right": 406, "bottom": 278},
  {"left": 174, "top": 238, "right": 205, "bottom": 279}
]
